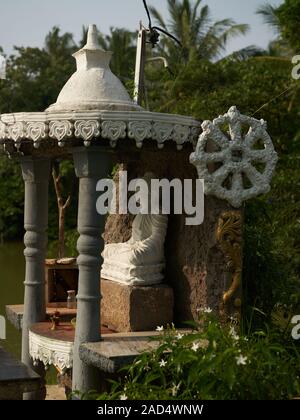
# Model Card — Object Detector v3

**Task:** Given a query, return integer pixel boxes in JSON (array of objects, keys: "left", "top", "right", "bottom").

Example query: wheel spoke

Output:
[
  {"left": 248, "top": 149, "right": 268, "bottom": 161},
  {"left": 244, "top": 164, "right": 264, "bottom": 186},
  {"left": 203, "top": 150, "right": 227, "bottom": 163},
  {"left": 231, "top": 172, "right": 243, "bottom": 191}
]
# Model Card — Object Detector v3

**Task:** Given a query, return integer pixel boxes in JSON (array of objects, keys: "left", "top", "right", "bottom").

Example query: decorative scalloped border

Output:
[
  {"left": 0, "top": 112, "right": 201, "bottom": 151},
  {"left": 29, "top": 330, "right": 73, "bottom": 372}
]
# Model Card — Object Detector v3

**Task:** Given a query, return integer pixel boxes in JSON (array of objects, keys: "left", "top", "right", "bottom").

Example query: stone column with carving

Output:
[
  {"left": 72, "top": 147, "right": 112, "bottom": 394},
  {"left": 21, "top": 157, "right": 51, "bottom": 400}
]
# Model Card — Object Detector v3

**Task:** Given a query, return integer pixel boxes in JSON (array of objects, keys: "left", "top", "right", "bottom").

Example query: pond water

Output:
[{"left": 0, "top": 242, "right": 24, "bottom": 358}]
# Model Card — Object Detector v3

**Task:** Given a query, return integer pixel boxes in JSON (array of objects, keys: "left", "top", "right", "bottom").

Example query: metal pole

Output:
[{"left": 133, "top": 27, "right": 147, "bottom": 106}]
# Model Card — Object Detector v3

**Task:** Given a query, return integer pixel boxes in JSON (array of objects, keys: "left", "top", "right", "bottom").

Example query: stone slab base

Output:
[{"left": 101, "top": 279, "right": 174, "bottom": 332}]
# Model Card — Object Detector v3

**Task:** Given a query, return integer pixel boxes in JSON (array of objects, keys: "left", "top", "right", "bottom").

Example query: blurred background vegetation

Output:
[{"left": 0, "top": 0, "right": 299, "bottom": 326}]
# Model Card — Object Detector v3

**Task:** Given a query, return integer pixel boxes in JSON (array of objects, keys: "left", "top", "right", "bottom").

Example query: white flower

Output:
[
  {"left": 156, "top": 326, "right": 164, "bottom": 332},
  {"left": 236, "top": 355, "right": 248, "bottom": 366},
  {"left": 192, "top": 342, "right": 200, "bottom": 352},
  {"left": 159, "top": 359, "right": 167, "bottom": 367},
  {"left": 120, "top": 394, "right": 128, "bottom": 400},
  {"left": 176, "top": 333, "right": 184, "bottom": 340},
  {"left": 203, "top": 307, "right": 213, "bottom": 314},
  {"left": 229, "top": 326, "right": 239, "bottom": 341},
  {"left": 171, "top": 382, "right": 181, "bottom": 397}
]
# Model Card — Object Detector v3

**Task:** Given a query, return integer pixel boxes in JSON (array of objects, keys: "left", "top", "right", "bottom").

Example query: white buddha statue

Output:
[{"left": 101, "top": 173, "right": 168, "bottom": 286}]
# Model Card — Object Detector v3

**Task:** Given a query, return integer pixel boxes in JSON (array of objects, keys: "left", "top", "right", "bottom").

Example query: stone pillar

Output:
[
  {"left": 72, "top": 147, "right": 112, "bottom": 394},
  {"left": 21, "top": 157, "right": 51, "bottom": 400}
]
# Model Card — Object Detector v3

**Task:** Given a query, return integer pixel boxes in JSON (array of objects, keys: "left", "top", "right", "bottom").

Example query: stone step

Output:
[{"left": 0, "top": 346, "right": 40, "bottom": 400}]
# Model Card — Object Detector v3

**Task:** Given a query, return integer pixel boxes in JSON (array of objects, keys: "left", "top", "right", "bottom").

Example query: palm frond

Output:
[
  {"left": 220, "top": 45, "right": 266, "bottom": 62},
  {"left": 256, "top": 3, "right": 280, "bottom": 33},
  {"left": 148, "top": 6, "right": 167, "bottom": 30}
]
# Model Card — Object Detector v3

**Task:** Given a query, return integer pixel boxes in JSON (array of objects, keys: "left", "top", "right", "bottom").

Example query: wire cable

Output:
[
  {"left": 142, "top": 0, "right": 152, "bottom": 29},
  {"left": 142, "top": 0, "right": 182, "bottom": 48}
]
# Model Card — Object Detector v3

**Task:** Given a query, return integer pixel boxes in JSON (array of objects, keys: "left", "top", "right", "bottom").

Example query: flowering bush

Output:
[{"left": 97, "top": 312, "right": 300, "bottom": 401}]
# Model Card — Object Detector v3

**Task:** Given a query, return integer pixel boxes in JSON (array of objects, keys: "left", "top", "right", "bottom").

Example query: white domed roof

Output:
[{"left": 47, "top": 24, "right": 140, "bottom": 112}]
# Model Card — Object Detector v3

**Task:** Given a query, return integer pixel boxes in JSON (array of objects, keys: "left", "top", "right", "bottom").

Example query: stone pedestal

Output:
[{"left": 101, "top": 279, "right": 174, "bottom": 332}]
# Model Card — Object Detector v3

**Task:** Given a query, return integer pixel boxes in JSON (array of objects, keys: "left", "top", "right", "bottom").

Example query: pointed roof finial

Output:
[
  {"left": 84, "top": 24, "right": 101, "bottom": 50},
  {"left": 46, "top": 23, "right": 140, "bottom": 112}
]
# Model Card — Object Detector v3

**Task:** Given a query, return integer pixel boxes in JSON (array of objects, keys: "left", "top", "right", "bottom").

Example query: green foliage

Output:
[
  {"left": 149, "top": 0, "right": 249, "bottom": 67},
  {"left": 93, "top": 314, "right": 300, "bottom": 400},
  {"left": 257, "top": 0, "right": 300, "bottom": 56},
  {"left": 276, "top": 0, "right": 300, "bottom": 52},
  {"left": 0, "top": 157, "right": 24, "bottom": 241},
  {"left": 0, "top": 27, "right": 76, "bottom": 113}
]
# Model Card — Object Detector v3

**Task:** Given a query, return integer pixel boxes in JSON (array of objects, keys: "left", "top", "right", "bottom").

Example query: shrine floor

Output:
[{"left": 46, "top": 385, "right": 67, "bottom": 400}]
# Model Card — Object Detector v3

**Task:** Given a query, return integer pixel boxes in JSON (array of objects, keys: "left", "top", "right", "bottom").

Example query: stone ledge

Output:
[
  {"left": 80, "top": 330, "right": 191, "bottom": 374},
  {"left": 0, "top": 346, "right": 40, "bottom": 400},
  {"left": 101, "top": 279, "right": 174, "bottom": 332},
  {"left": 80, "top": 332, "right": 162, "bottom": 373},
  {"left": 6, "top": 304, "right": 77, "bottom": 331}
]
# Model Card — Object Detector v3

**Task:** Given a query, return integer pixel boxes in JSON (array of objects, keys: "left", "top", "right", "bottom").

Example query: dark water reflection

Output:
[{"left": 0, "top": 242, "right": 24, "bottom": 358}]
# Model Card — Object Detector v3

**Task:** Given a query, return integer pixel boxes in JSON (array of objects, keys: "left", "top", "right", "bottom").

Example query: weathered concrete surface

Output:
[
  {"left": 72, "top": 147, "right": 113, "bottom": 394},
  {"left": 6, "top": 304, "right": 77, "bottom": 331},
  {"left": 101, "top": 279, "right": 174, "bottom": 332},
  {"left": 80, "top": 331, "right": 165, "bottom": 373},
  {"left": 0, "top": 346, "right": 41, "bottom": 400},
  {"left": 46, "top": 385, "right": 67, "bottom": 401},
  {"left": 21, "top": 157, "right": 50, "bottom": 400},
  {"left": 103, "top": 143, "right": 232, "bottom": 324}
]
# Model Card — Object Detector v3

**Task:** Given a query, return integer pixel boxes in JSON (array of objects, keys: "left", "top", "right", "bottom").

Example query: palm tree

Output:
[
  {"left": 256, "top": 3, "right": 281, "bottom": 33},
  {"left": 256, "top": 3, "right": 295, "bottom": 57},
  {"left": 98, "top": 28, "right": 137, "bottom": 82},
  {"left": 148, "top": 0, "right": 249, "bottom": 65},
  {"left": 45, "top": 27, "right": 76, "bottom": 59}
]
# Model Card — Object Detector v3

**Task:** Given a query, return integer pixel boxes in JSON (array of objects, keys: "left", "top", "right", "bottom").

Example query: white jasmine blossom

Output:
[
  {"left": 229, "top": 326, "right": 239, "bottom": 341},
  {"left": 236, "top": 355, "right": 248, "bottom": 366},
  {"left": 120, "top": 394, "right": 128, "bottom": 400},
  {"left": 156, "top": 326, "right": 164, "bottom": 332},
  {"left": 203, "top": 307, "right": 213, "bottom": 314},
  {"left": 176, "top": 333, "right": 184, "bottom": 340},
  {"left": 159, "top": 359, "right": 167, "bottom": 367},
  {"left": 171, "top": 382, "right": 181, "bottom": 397},
  {"left": 192, "top": 342, "right": 200, "bottom": 352}
]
